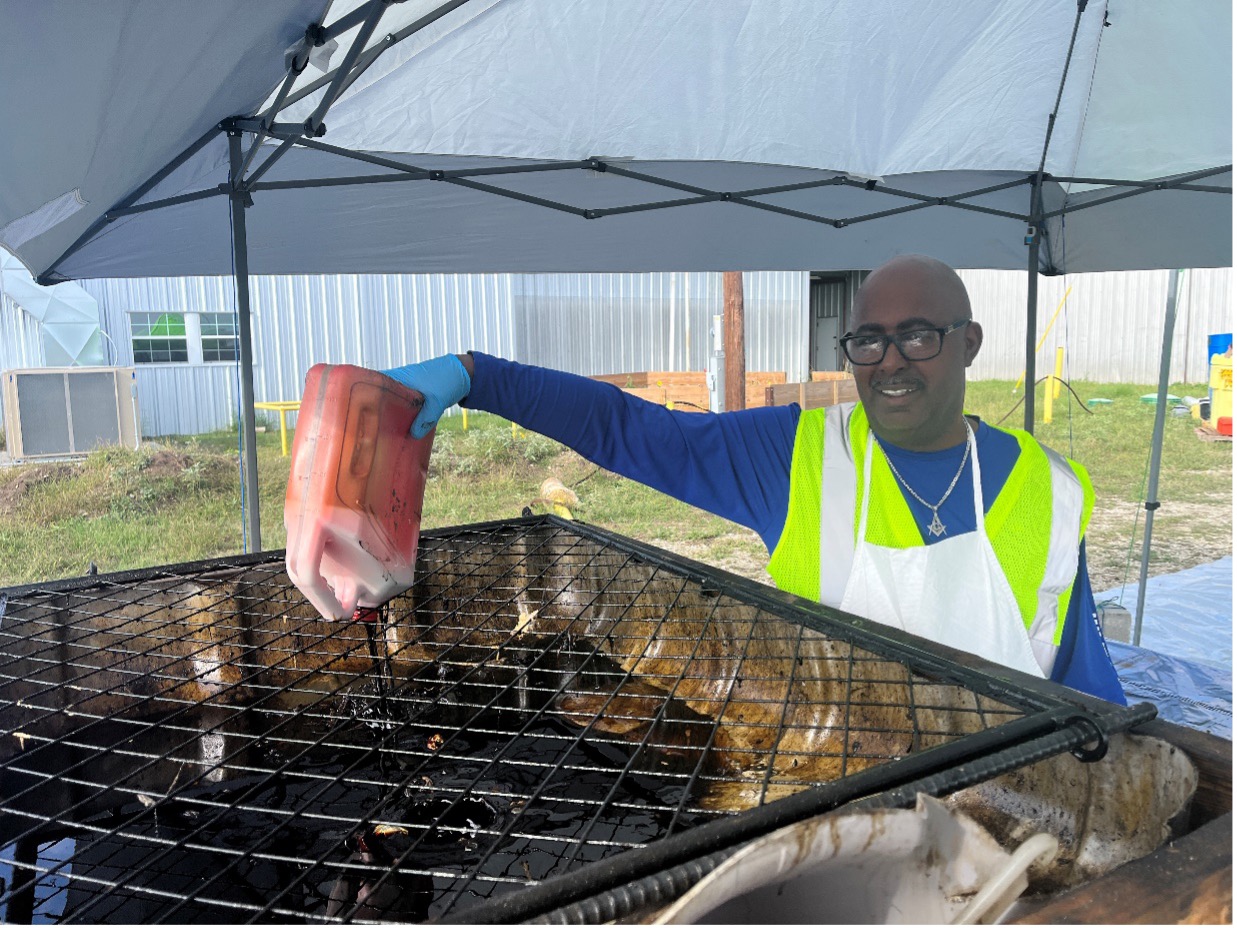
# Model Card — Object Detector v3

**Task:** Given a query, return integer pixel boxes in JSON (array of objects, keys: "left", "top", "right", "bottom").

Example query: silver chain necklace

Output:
[{"left": 880, "top": 426, "right": 971, "bottom": 538}]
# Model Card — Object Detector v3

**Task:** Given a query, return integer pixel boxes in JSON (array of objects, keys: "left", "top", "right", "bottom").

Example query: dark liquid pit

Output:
[{"left": 0, "top": 650, "right": 718, "bottom": 923}]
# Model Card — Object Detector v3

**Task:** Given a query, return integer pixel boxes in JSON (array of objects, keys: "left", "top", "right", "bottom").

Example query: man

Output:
[{"left": 381, "top": 255, "right": 1125, "bottom": 702}]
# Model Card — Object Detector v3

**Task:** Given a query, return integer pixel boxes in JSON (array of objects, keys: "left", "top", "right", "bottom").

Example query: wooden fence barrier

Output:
[
  {"left": 765, "top": 371, "right": 858, "bottom": 409},
  {"left": 592, "top": 371, "right": 786, "bottom": 412}
]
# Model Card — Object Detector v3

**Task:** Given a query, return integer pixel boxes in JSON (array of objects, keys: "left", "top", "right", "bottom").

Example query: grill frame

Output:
[{"left": 0, "top": 515, "right": 1155, "bottom": 924}]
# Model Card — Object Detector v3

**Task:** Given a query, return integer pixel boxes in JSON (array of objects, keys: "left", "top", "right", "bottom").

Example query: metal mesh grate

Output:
[{"left": 0, "top": 518, "right": 1120, "bottom": 923}]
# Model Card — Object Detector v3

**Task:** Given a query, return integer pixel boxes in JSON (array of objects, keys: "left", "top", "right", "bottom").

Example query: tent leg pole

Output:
[
  {"left": 1023, "top": 236, "right": 1039, "bottom": 434},
  {"left": 1132, "top": 270, "right": 1181, "bottom": 647},
  {"left": 227, "top": 131, "right": 261, "bottom": 552}
]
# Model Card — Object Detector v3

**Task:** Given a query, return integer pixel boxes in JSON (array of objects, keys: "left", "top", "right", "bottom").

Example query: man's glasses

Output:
[{"left": 840, "top": 320, "right": 971, "bottom": 366}]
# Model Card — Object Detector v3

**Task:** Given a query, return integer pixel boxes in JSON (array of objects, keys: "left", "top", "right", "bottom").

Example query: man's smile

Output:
[{"left": 871, "top": 379, "right": 922, "bottom": 399}]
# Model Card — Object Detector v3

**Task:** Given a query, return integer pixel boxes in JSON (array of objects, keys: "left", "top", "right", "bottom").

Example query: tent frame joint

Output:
[{"left": 304, "top": 22, "right": 328, "bottom": 47}]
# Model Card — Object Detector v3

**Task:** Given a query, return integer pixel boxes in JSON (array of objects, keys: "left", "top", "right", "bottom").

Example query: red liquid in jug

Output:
[{"left": 285, "top": 364, "right": 434, "bottom": 620}]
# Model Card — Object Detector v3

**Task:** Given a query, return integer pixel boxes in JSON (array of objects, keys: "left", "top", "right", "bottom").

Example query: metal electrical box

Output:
[{"left": 1, "top": 367, "right": 140, "bottom": 460}]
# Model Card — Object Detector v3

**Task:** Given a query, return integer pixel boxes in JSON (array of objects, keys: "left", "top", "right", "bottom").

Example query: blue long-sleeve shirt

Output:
[{"left": 466, "top": 353, "right": 1125, "bottom": 703}]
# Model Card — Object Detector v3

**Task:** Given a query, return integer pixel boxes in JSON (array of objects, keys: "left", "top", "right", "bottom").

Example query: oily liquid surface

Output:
[{"left": 0, "top": 647, "right": 714, "bottom": 923}]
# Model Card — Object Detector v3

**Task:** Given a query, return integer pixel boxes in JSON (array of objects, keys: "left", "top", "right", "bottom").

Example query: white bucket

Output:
[{"left": 654, "top": 795, "right": 1055, "bottom": 925}]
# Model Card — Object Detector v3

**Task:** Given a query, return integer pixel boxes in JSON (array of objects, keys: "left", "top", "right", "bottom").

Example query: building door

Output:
[{"left": 809, "top": 276, "right": 847, "bottom": 372}]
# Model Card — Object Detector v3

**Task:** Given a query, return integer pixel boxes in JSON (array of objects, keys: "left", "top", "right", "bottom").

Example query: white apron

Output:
[{"left": 837, "top": 423, "right": 1045, "bottom": 678}]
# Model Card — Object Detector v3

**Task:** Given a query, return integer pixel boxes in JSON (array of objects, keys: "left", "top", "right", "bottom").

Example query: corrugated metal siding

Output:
[
  {"left": 132, "top": 366, "right": 238, "bottom": 437},
  {"left": 0, "top": 293, "right": 47, "bottom": 443},
  {"left": 747, "top": 271, "right": 811, "bottom": 382},
  {"left": 250, "top": 273, "right": 516, "bottom": 409},
  {"left": 83, "top": 277, "right": 234, "bottom": 435},
  {"left": 512, "top": 271, "right": 809, "bottom": 380},
  {"left": 81, "top": 274, "right": 518, "bottom": 436},
  {"left": 809, "top": 280, "right": 845, "bottom": 318},
  {"left": 70, "top": 267, "right": 1229, "bottom": 438},
  {"left": 0, "top": 292, "right": 45, "bottom": 371},
  {"left": 961, "top": 268, "right": 1232, "bottom": 384}
]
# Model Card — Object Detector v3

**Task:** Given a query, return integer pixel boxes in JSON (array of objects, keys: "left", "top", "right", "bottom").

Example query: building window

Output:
[
  {"left": 200, "top": 313, "right": 239, "bottom": 362},
  {"left": 131, "top": 312, "right": 188, "bottom": 363}
]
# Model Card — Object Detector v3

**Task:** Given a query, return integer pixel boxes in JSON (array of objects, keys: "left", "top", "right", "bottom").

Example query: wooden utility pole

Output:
[{"left": 723, "top": 271, "right": 746, "bottom": 411}]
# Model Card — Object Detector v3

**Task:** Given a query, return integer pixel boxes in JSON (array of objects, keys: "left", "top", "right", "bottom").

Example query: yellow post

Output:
[
  {"left": 461, "top": 408, "right": 468, "bottom": 431},
  {"left": 253, "top": 401, "right": 301, "bottom": 456},
  {"left": 1014, "top": 286, "right": 1073, "bottom": 392},
  {"left": 512, "top": 421, "right": 519, "bottom": 439},
  {"left": 1053, "top": 346, "right": 1065, "bottom": 399},
  {"left": 1044, "top": 368, "right": 1054, "bottom": 424}
]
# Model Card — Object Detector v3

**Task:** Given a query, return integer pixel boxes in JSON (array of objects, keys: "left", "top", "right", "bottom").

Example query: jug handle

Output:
[{"left": 287, "top": 522, "right": 347, "bottom": 620}]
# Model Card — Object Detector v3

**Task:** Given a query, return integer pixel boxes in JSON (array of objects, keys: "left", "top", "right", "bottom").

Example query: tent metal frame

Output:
[{"left": 27, "top": 0, "right": 1234, "bottom": 557}]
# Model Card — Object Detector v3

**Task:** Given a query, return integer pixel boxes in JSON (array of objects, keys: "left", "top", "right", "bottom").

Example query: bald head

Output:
[
  {"left": 847, "top": 254, "right": 982, "bottom": 451},
  {"left": 856, "top": 255, "right": 972, "bottom": 323}
]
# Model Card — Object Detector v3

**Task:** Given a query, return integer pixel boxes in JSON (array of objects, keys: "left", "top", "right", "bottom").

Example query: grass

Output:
[
  {"left": 964, "top": 379, "right": 1232, "bottom": 588},
  {"left": 0, "top": 380, "right": 1229, "bottom": 591},
  {"left": 965, "top": 380, "right": 1228, "bottom": 503}
]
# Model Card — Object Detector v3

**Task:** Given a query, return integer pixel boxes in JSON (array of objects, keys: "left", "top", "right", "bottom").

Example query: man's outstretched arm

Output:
[{"left": 385, "top": 352, "right": 798, "bottom": 550}]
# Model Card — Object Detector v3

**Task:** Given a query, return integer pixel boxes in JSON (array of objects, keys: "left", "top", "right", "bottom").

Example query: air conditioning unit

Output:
[{"left": 1, "top": 367, "right": 140, "bottom": 460}]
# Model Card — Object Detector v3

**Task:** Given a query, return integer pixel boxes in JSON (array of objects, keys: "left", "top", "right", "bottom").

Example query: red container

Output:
[
  {"left": 1218, "top": 416, "right": 1232, "bottom": 437},
  {"left": 284, "top": 364, "right": 434, "bottom": 620}
]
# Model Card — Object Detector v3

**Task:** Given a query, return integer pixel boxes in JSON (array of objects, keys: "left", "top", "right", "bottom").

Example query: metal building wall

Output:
[
  {"left": 72, "top": 266, "right": 1227, "bottom": 439},
  {"left": 512, "top": 271, "right": 810, "bottom": 381},
  {"left": 84, "top": 276, "right": 241, "bottom": 436},
  {"left": 745, "top": 271, "right": 811, "bottom": 382},
  {"left": 249, "top": 273, "right": 515, "bottom": 398},
  {"left": 80, "top": 274, "right": 517, "bottom": 436},
  {"left": 0, "top": 292, "right": 45, "bottom": 372},
  {"left": 0, "top": 292, "right": 47, "bottom": 443},
  {"left": 961, "top": 268, "right": 1232, "bottom": 384}
]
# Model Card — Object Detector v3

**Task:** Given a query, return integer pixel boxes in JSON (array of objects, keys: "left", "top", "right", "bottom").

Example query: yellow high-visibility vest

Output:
[{"left": 767, "top": 403, "right": 1093, "bottom": 667}]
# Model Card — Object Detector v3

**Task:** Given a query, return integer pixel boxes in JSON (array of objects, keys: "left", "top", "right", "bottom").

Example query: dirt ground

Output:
[
  {"left": 1083, "top": 497, "right": 1232, "bottom": 591},
  {"left": 142, "top": 449, "right": 196, "bottom": 478},
  {"left": 0, "top": 463, "right": 75, "bottom": 517},
  {"left": 651, "top": 532, "right": 775, "bottom": 587}
]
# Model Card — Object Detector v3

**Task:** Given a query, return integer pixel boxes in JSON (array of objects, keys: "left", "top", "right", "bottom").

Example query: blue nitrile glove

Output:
[{"left": 382, "top": 354, "right": 471, "bottom": 439}]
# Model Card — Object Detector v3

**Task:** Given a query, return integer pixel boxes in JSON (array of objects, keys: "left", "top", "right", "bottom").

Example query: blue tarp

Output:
[
  {"left": 1097, "top": 557, "right": 1233, "bottom": 740},
  {"left": 1107, "top": 641, "right": 1232, "bottom": 739},
  {"left": 1097, "top": 556, "right": 1232, "bottom": 666}
]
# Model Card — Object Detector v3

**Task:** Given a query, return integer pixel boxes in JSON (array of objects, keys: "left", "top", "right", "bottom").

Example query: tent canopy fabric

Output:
[
  {"left": 0, "top": 0, "right": 1228, "bottom": 551},
  {"left": 0, "top": 249, "right": 104, "bottom": 365},
  {"left": 0, "top": 0, "right": 1230, "bottom": 282}
]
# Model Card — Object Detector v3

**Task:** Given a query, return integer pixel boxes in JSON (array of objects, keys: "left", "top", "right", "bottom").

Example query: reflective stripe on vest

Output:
[
  {"left": 767, "top": 402, "right": 1092, "bottom": 667},
  {"left": 819, "top": 404, "right": 857, "bottom": 607}
]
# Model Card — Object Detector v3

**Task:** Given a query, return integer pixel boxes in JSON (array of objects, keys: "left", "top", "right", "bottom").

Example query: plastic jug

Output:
[{"left": 285, "top": 363, "right": 434, "bottom": 620}]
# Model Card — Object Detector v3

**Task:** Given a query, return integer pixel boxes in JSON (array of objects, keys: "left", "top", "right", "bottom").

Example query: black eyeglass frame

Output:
[{"left": 839, "top": 319, "right": 972, "bottom": 366}]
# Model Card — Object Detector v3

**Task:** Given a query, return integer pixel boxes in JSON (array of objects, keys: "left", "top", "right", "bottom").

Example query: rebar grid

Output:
[{"left": 0, "top": 520, "right": 1039, "bottom": 924}]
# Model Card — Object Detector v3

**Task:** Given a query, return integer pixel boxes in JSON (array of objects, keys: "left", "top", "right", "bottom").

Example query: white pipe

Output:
[{"left": 952, "top": 832, "right": 1059, "bottom": 925}]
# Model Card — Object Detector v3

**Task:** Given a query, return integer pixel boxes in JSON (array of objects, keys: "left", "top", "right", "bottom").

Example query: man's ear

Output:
[{"left": 964, "top": 321, "right": 983, "bottom": 367}]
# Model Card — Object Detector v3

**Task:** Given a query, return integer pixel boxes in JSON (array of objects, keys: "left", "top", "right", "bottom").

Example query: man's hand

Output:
[{"left": 381, "top": 354, "right": 472, "bottom": 438}]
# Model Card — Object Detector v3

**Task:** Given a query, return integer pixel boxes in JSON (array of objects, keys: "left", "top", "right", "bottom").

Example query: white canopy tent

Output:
[
  {"left": 0, "top": 249, "right": 104, "bottom": 366},
  {"left": 0, "top": 0, "right": 1230, "bottom": 551}
]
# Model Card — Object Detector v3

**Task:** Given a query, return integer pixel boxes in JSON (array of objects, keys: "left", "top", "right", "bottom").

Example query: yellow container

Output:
[{"left": 1208, "top": 354, "right": 1232, "bottom": 425}]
